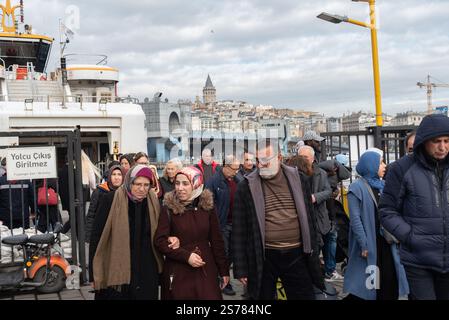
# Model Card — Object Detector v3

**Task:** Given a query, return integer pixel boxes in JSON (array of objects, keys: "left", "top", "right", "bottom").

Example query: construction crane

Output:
[{"left": 417, "top": 75, "right": 449, "bottom": 115}]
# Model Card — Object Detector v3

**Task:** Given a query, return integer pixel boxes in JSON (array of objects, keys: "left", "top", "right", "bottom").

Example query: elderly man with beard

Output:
[{"left": 232, "top": 139, "right": 322, "bottom": 300}]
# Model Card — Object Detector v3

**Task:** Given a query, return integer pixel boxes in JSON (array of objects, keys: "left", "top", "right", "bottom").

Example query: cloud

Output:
[{"left": 21, "top": 0, "right": 449, "bottom": 116}]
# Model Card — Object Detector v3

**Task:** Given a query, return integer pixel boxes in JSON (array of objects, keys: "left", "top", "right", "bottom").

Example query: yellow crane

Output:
[{"left": 417, "top": 75, "right": 449, "bottom": 115}]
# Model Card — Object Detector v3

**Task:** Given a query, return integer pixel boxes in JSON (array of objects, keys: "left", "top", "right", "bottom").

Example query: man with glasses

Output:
[
  {"left": 232, "top": 139, "right": 321, "bottom": 300},
  {"left": 206, "top": 154, "right": 241, "bottom": 296}
]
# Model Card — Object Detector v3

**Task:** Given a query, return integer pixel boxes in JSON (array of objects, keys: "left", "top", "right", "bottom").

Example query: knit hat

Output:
[{"left": 302, "top": 130, "right": 325, "bottom": 142}]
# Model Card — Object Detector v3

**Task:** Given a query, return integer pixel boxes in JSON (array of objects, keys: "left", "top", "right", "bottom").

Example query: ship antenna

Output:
[{"left": 20, "top": 0, "right": 23, "bottom": 23}]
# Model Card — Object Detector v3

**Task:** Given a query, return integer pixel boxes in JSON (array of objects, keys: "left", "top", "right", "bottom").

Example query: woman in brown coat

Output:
[{"left": 155, "top": 166, "right": 230, "bottom": 300}]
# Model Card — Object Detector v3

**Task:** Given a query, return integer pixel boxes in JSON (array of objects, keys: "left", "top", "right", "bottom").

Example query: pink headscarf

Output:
[
  {"left": 124, "top": 164, "right": 154, "bottom": 202},
  {"left": 175, "top": 166, "right": 204, "bottom": 202}
]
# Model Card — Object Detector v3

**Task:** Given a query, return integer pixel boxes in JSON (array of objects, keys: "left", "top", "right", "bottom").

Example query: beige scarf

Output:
[{"left": 93, "top": 185, "right": 163, "bottom": 290}]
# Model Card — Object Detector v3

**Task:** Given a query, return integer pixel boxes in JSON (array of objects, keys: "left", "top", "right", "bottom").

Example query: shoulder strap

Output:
[{"left": 359, "top": 177, "right": 378, "bottom": 207}]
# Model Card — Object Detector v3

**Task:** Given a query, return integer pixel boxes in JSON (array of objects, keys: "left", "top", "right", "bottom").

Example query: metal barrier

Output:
[
  {"left": 0, "top": 129, "right": 88, "bottom": 285},
  {"left": 0, "top": 94, "right": 140, "bottom": 110},
  {"left": 321, "top": 125, "right": 416, "bottom": 182}
]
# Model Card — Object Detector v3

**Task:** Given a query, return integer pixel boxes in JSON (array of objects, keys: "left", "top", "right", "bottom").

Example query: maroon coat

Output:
[{"left": 155, "top": 189, "right": 229, "bottom": 300}]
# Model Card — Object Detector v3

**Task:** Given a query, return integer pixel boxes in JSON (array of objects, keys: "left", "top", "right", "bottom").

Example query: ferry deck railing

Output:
[{"left": 0, "top": 94, "right": 140, "bottom": 111}]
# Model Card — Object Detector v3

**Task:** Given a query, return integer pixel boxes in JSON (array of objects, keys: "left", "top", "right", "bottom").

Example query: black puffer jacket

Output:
[{"left": 380, "top": 114, "right": 449, "bottom": 272}]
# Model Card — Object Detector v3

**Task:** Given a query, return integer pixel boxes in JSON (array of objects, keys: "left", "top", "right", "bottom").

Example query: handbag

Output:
[
  {"left": 360, "top": 178, "right": 399, "bottom": 245},
  {"left": 37, "top": 179, "right": 58, "bottom": 206}
]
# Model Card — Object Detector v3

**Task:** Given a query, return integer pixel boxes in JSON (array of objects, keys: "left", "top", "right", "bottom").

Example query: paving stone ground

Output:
[{"left": 0, "top": 265, "right": 346, "bottom": 301}]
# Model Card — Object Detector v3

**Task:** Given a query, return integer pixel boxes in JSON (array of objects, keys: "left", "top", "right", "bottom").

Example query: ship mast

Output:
[{"left": 0, "top": 0, "right": 22, "bottom": 33}]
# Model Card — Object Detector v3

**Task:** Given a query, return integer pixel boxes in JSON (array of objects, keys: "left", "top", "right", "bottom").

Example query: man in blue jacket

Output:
[
  {"left": 379, "top": 114, "right": 449, "bottom": 300},
  {"left": 206, "top": 154, "right": 241, "bottom": 296}
]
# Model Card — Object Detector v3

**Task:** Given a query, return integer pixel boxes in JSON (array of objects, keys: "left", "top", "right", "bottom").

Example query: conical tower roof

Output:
[{"left": 204, "top": 74, "right": 214, "bottom": 88}]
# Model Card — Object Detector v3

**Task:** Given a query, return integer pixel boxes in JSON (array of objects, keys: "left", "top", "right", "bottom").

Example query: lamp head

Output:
[{"left": 317, "top": 12, "right": 348, "bottom": 24}]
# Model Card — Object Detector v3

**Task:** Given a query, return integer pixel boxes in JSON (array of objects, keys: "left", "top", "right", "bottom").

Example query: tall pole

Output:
[
  {"left": 369, "top": 0, "right": 383, "bottom": 127},
  {"left": 59, "top": 19, "right": 68, "bottom": 107},
  {"left": 426, "top": 75, "right": 433, "bottom": 115}
]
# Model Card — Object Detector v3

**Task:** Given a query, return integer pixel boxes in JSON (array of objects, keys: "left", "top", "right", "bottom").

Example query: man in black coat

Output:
[
  {"left": 380, "top": 114, "right": 449, "bottom": 300},
  {"left": 232, "top": 139, "right": 322, "bottom": 300}
]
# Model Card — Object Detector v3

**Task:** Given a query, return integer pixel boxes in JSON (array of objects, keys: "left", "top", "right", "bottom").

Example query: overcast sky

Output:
[{"left": 23, "top": 0, "right": 449, "bottom": 116}]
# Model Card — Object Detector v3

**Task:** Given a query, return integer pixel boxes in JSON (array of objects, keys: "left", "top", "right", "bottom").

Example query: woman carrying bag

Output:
[{"left": 343, "top": 149, "right": 409, "bottom": 300}]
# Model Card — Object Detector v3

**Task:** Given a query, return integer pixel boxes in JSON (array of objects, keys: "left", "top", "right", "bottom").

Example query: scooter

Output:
[{"left": 0, "top": 222, "right": 70, "bottom": 293}]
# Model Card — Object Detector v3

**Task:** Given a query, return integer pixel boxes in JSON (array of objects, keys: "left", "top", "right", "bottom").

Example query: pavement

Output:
[
  {"left": 0, "top": 261, "right": 346, "bottom": 301},
  {"left": 0, "top": 286, "right": 94, "bottom": 300},
  {"left": 0, "top": 207, "right": 345, "bottom": 300}
]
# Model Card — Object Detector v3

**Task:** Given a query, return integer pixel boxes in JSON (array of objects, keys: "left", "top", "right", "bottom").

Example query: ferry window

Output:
[{"left": 101, "top": 93, "right": 112, "bottom": 103}]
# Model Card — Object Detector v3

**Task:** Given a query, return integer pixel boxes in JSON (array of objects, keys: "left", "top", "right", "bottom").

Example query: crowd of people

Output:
[{"left": 0, "top": 113, "right": 448, "bottom": 300}]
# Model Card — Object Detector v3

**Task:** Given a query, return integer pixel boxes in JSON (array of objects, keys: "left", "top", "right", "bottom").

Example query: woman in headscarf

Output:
[
  {"left": 159, "top": 159, "right": 183, "bottom": 196},
  {"left": 86, "top": 165, "right": 124, "bottom": 244},
  {"left": 155, "top": 166, "right": 230, "bottom": 300},
  {"left": 343, "top": 149, "right": 409, "bottom": 300},
  {"left": 90, "top": 164, "right": 179, "bottom": 300},
  {"left": 119, "top": 154, "right": 134, "bottom": 175}
]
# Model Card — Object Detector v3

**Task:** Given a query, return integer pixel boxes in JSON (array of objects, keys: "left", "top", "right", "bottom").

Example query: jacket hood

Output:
[
  {"left": 414, "top": 114, "right": 449, "bottom": 151},
  {"left": 163, "top": 189, "right": 214, "bottom": 215},
  {"left": 356, "top": 151, "right": 381, "bottom": 179}
]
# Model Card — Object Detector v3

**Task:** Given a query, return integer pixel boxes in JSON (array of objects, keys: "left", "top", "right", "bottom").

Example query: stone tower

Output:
[{"left": 203, "top": 74, "right": 216, "bottom": 105}]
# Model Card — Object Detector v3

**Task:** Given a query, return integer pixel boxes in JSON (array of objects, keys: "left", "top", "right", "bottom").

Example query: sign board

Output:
[
  {"left": 6, "top": 146, "right": 57, "bottom": 181},
  {"left": 435, "top": 106, "right": 448, "bottom": 116}
]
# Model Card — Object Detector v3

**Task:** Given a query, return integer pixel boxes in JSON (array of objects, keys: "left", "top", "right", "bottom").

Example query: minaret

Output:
[{"left": 203, "top": 74, "right": 216, "bottom": 105}]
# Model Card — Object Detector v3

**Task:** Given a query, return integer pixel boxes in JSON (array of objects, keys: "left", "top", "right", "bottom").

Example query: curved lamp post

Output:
[{"left": 318, "top": 0, "right": 383, "bottom": 127}]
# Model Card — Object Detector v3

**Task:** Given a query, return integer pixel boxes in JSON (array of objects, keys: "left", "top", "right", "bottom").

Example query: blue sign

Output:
[{"left": 435, "top": 106, "right": 448, "bottom": 116}]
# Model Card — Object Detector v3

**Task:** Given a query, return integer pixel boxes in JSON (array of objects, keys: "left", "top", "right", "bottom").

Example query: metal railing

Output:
[
  {"left": 321, "top": 125, "right": 416, "bottom": 182},
  {"left": 0, "top": 94, "right": 140, "bottom": 110},
  {"left": 63, "top": 53, "right": 108, "bottom": 66}
]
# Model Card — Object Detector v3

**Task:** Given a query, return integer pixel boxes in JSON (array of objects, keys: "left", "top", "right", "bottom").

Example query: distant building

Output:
[
  {"left": 310, "top": 114, "right": 327, "bottom": 133},
  {"left": 200, "top": 114, "right": 219, "bottom": 131},
  {"left": 203, "top": 74, "right": 216, "bottom": 105},
  {"left": 140, "top": 93, "right": 192, "bottom": 162},
  {"left": 326, "top": 117, "right": 342, "bottom": 132},
  {"left": 259, "top": 118, "right": 289, "bottom": 150},
  {"left": 286, "top": 116, "right": 306, "bottom": 139},
  {"left": 391, "top": 111, "right": 425, "bottom": 126},
  {"left": 342, "top": 111, "right": 391, "bottom": 131}
]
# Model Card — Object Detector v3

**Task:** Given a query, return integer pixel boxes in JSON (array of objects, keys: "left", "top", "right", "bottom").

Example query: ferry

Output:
[{"left": 0, "top": 0, "right": 147, "bottom": 163}]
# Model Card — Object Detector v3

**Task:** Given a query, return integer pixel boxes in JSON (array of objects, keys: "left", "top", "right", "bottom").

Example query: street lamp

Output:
[
  {"left": 316, "top": 13, "right": 348, "bottom": 24},
  {"left": 317, "top": 0, "right": 383, "bottom": 127}
]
